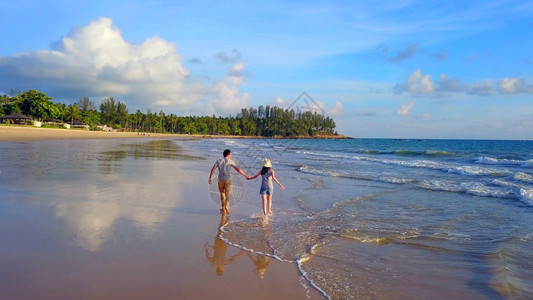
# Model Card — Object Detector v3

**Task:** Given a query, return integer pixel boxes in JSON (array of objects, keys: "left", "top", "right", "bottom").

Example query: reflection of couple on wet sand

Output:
[
  {"left": 204, "top": 214, "right": 244, "bottom": 275},
  {"left": 247, "top": 253, "right": 271, "bottom": 279}
]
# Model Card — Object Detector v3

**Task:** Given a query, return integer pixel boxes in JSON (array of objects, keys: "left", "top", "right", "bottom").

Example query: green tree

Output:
[
  {"left": 116, "top": 101, "right": 128, "bottom": 128},
  {"left": 99, "top": 97, "right": 117, "bottom": 126},
  {"left": 15, "top": 90, "right": 53, "bottom": 119},
  {"left": 77, "top": 97, "right": 96, "bottom": 111}
]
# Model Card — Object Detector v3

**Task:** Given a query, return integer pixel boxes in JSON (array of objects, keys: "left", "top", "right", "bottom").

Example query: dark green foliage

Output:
[{"left": 3, "top": 90, "right": 337, "bottom": 136}]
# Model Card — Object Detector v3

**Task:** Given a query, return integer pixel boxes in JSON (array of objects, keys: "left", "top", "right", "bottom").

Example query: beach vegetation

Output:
[{"left": 3, "top": 90, "right": 339, "bottom": 137}]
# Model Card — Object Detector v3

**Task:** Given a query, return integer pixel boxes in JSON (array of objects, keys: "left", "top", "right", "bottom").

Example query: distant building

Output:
[
  {"left": 69, "top": 120, "right": 90, "bottom": 129},
  {"left": 0, "top": 113, "right": 31, "bottom": 125}
]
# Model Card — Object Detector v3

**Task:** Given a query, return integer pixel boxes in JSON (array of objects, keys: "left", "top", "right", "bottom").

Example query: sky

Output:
[{"left": 1, "top": 0, "right": 532, "bottom": 139}]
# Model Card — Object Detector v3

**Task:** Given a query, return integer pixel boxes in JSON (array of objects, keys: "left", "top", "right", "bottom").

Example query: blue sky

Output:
[{"left": 1, "top": 0, "right": 532, "bottom": 139}]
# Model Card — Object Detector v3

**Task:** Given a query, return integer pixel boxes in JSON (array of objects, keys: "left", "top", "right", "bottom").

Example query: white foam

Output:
[
  {"left": 519, "top": 188, "right": 533, "bottom": 206},
  {"left": 477, "top": 157, "right": 533, "bottom": 168},
  {"left": 296, "top": 253, "right": 332, "bottom": 300},
  {"left": 476, "top": 156, "right": 505, "bottom": 165},
  {"left": 492, "top": 179, "right": 523, "bottom": 189},
  {"left": 448, "top": 165, "right": 508, "bottom": 176},
  {"left": 377, "top": 176, "right": 414, "bottom": 184},
  {"left": 514, "top": 172, "right": 533, "bottom": 184},
  {"left": 461, "top": 182, "right": 512, "bottom": 198},
  {"left": 416, "top": 180, "right": 463, "bottom": 193}
]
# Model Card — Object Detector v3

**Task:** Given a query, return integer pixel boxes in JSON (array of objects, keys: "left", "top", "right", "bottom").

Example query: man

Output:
[{"left": 208, "top": 149, "right": 250, "bottom": 214}]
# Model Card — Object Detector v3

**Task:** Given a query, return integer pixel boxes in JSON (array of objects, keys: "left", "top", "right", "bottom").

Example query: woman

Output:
[{"left": 249, "top": 158, "right": 284, "bottom": 216}]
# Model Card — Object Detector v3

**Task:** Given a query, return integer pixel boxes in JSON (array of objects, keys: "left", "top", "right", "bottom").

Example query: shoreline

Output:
[{"left": 0, "top": 125, "right": 351, "bottom": 142}]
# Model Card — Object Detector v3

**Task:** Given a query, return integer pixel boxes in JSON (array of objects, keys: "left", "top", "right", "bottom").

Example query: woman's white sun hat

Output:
[{"left": 262, "top": 158, "right": 272, "bottom": 168}]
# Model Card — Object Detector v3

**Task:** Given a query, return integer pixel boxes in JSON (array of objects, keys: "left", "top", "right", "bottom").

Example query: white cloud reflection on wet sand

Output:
[{"left": 2, "top": 139, "right": 200, "bottom": 252}]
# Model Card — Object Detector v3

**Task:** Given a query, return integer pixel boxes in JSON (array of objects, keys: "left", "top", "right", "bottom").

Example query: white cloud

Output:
[
  {"left": 275, "top": 97, "right": 286, "bottom": 105},
  {"left": 329, "top": 101, "right": 345, "bottom": 116},
  {"left": 405, "top": 69, "right": 435, "bottom": 95},
  {"left": 0, "top": 17, "right": 195, "bottom": 107},
  {"left": 498, "top": 78, "right": 533, "bottom": 94},
  {"left": 467, "top": 79, "right": 494, "bottom": 96},
  {"left": 439, "top": 74, "right": 464, "bottom": 92},
  {"left": 0, "top": 17, "right": 250, "bottom": 114},
  {"left": 208, "top": 61, "right": 250, "bottom": 114},
  {"left": 396, "top": 69, "right": 501, "bottom": 97},
  {"left": 397, "top": 102, "right": 414, "bottom": 116}
]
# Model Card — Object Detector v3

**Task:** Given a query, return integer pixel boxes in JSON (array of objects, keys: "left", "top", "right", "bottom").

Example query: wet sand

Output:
[{"left": 0, "top": 134, "right": 324, "bottom": 299}]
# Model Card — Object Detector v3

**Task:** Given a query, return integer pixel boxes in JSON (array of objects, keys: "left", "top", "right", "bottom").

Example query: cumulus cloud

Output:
[
  {"left": 0, "top": 17, "right": 250, "bottom": 113},
  {"left": 377, "top": 44, "right": 419, "bottom": 63},
  {"left": 397, "top": 102, "right": 414, "bottom": 116},
  {"left": 498, "top": 78, "right": 533, "bottom": 94},
  {"left": 392, "top": 69, "right": 528, "bottom": 97},
  {"left": 208, "top": 61, "right": 250, "bottom": 114},
  {"left": 403, "top": 69, "right": 435, "bottom": 95},
  {"left": 0, "top": 17, "right": 196, "bottom": 107},
  {"left": 439, "top": 74, "right": 464, "bottom": 92},
  {"left": 468, "top": 80, "right": 495, "bottom": 96},
  {"left": 329, "top": 101, "right": 345, "bottom": 116}
]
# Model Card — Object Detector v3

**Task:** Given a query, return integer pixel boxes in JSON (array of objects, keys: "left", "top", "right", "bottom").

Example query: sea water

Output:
[{"left": 190, "top": 138, "right": 533, "bottom": 299}]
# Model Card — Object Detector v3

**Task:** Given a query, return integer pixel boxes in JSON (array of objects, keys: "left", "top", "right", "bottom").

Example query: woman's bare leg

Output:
[{"left": 261, "top": 195, "right": 268, "bottom": 216}]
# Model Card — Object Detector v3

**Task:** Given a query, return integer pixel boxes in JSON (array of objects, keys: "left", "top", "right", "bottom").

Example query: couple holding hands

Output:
[{"left": 208, "top": 149, "right": 284, "bottom": 216}]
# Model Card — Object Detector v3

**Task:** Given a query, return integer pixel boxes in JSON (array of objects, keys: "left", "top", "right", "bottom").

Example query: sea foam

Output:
[{"left": 519, "top": 188, "right": 533, "bottom": 206}]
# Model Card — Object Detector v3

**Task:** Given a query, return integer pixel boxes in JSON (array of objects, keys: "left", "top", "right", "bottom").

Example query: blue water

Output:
[{"left": 191, "top": 138, "right": 533, "bottom": 299}]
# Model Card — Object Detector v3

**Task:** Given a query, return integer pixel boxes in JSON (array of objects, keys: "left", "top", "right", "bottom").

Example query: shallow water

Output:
[
  {"left": 190, "top": 138, "right": 533, "bottom": 299},
  {"left": 0, "top": 138, "right": 322, "bottom": 299}
]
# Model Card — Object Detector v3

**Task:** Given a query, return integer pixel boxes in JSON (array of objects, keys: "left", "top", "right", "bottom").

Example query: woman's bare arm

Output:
[{"left": 272, "top": 170, "right": 285, "bottom": 189}]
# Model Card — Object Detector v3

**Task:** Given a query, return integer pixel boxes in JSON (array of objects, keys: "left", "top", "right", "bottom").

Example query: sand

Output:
[
  {"left": 0, "top": 125, "right": 186, "bottom": 142},
  {"left": 0, "top": 126, "right": 326, "bottom": 299},
  {"left": 0, "top": 125, "right": 350, "bottom": 142}
]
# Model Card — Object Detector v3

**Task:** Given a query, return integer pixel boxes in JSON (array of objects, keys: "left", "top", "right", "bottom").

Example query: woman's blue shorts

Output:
[{"left": 260, "top": 187, "right": 273, "bottom": 195}]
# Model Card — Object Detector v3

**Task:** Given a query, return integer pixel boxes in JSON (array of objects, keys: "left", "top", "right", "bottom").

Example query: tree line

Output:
[{"left": 1, "top": 90, "right": 338, "bottom": 137}]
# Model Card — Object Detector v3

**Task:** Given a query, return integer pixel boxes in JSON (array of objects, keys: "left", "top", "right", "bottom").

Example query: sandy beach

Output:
[
  {"left": 0, "top": 127, "right": 325, "bottom": 299},
  {"left": 0, "top": 125, "right": 185, "bottom": 142},
  {"left": 0, "top": 125, "right": 350, "bottom": 142}
]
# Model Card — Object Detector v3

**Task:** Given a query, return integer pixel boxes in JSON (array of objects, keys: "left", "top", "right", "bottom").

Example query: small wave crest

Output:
[
  {"left": 477, "top": 157, "right": 533, "bottom": 168},
  {"left": 297, "top": 165, "right": 413, "bottom": 184},
  {"left": 417, "top": 180, "right": 515, "bottom": 200},
  {"left": 448, "top": 166, "right": 510, "bottom": 176},
  {"left": 514, "top": 172, "right": 533, "bottom": 184},
  {"left": 395, "top": 149, "right": 459, "bottom": 156},
  {"left": 519, "top": 188, "right": 533, "bottom": 206}
]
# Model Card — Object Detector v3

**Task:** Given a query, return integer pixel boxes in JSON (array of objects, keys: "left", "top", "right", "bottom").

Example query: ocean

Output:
[
  {"left": 1, "top": 137, "right": 531, "bottom": 299},
  {"left": 191, "top": 138, "right": 533, "bottom": 299}
]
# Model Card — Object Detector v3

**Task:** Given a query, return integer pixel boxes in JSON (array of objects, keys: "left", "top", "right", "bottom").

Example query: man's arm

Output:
[
  {"left": 233, "top": 166, "right": 250, "bottom": 180},
  {"left": 209, "top": 165, "right": 217, "bottom": 184}
]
